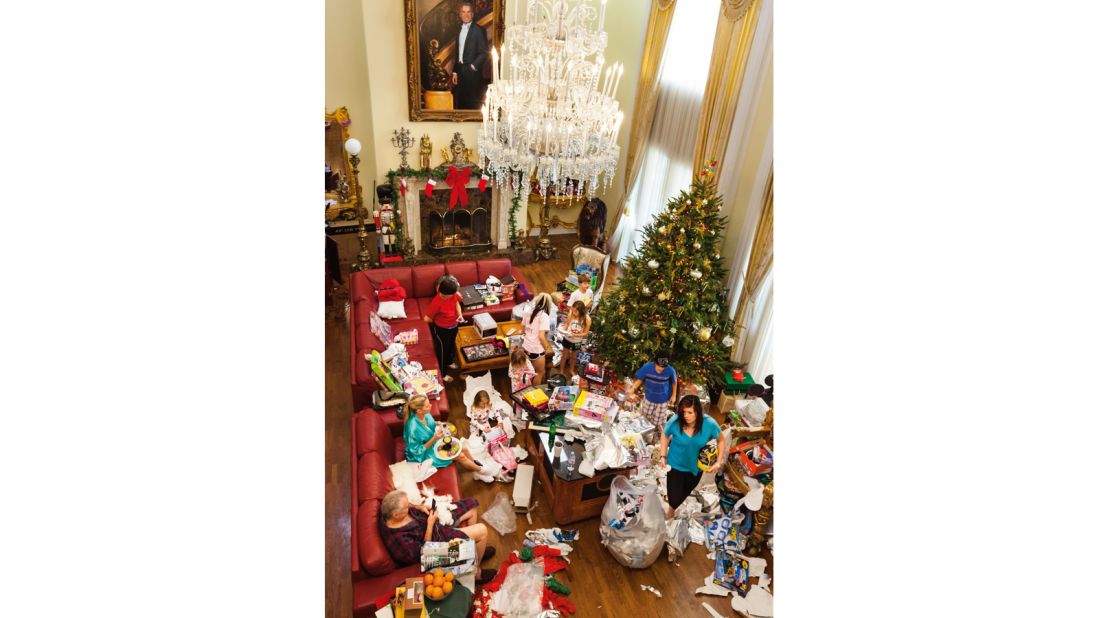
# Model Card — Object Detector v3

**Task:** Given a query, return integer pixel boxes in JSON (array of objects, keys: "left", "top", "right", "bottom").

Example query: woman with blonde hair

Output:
[{"left": 403, "top": 395, "right": 483, "bottom": 472}]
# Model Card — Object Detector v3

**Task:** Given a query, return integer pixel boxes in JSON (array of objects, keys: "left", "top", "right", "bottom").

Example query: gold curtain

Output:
[
  {"left": 604, "top": 0, "right": 678, "bottom": 237},
  {"left": 731, "top": 166, "right": 773, "bottom": 359},
  {"left": 693, "top": 0, "right": 761, "bottom": 177}
]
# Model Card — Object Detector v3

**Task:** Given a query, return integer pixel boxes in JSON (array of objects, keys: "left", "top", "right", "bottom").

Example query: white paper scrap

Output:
[
  {"left": 730, "top": 585, "right": 773, "bottom": 617},
  {"left": 640, "top": 584, "right": 663, "bottom": 598},
  {"left": 701, "top": 601, "right": 725, "bottom": 618}
]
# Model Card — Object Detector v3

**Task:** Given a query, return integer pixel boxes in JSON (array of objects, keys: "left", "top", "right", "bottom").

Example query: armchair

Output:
[{"left": 570, "top": 243, "right": 611, "bottom": 310}]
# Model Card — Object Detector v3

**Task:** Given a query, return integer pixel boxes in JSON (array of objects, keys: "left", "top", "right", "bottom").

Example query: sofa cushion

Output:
[
  {"left": 363, "top": 267, "right": 414, "bottom": 298},
  {"left": 422, "top": 465, "right": 462, "bottom": 500},
  {"left": 357, "top": 450, "right": 396, "bottom": 502},
  {"left": 350, "top": 271, "right": 375, "bottom": 303},
  {"left": 476, "top": 258, "right": 513, "bottom": 282},
  {"left": 355, "top": 409, "right": 395, "bottom": 458},
  {"left": 445, "top": 261, "right": 479, "bottom": 286},
  {"left": 358, "top": 498, "right": 399, "bottom": 576},
  {"left": 411, "top": 263, "right": 447, "bottom": 298}
]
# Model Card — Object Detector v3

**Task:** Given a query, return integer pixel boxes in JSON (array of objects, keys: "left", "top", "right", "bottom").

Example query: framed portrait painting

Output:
[{"left": 404, "top": 0, "right": 506, "bottom": 121}]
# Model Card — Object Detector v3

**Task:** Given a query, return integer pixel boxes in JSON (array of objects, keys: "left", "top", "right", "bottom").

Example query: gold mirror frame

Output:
[
  {"left": 325, "top": 107, "right": 360, "bottom": 221},
  {"left": 404, "top": 0, "right": 507, "bottom": 122}
]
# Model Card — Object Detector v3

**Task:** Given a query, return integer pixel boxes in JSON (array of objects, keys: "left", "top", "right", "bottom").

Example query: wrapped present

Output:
[{"left": 394, "top": 329, "right": 419, "bottom": 345}]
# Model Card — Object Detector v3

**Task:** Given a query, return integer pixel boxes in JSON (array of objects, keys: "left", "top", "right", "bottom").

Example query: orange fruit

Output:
[
  {"left": 443, "top": 571, "right": 454, "bottom": 582},
  {"left": 433, "top": 568, "right": 445, "bottom": 581},
  {"left": 442, "top": 581, "right": 454, "bottom": 594},
  {"left": 423, "top": 573, "right": 434, "bottom": 586},
  {"left": 432, "top": 586, "right": 443, "bottom": 598}
]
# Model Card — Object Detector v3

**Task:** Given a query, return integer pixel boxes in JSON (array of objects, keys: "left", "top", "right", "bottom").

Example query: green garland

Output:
[
  {"left": 385, "top": 166, "right": 484, "bottom": 258},
  {"left": 508, "top": 171, "right": 524, "bottom": 247}
]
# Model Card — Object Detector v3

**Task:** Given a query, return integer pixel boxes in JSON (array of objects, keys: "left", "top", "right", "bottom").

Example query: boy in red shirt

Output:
[{"left": 423, "top": 276, "right": 463, "bottom": 383}]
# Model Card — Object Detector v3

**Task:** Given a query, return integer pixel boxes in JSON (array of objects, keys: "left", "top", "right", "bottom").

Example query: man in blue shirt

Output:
[{"left": 626, "top": 349, "right": 678, "bottom": 432}]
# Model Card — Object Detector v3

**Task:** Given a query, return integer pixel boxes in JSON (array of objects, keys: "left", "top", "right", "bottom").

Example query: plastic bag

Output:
[
  {"left": 490, "top": 560, "right": 545, "bottom": 617},
  {"left": 666, "top": 517, "right": 690, "bottom": 562},
  {"left": 599, "top": 476, "right": 667, "bottom": 568},
  {"left": 482, "top": 492, "right": 517, "bottom": 535}
]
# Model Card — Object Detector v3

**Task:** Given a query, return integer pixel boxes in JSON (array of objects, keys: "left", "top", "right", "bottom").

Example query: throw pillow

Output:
[{"left": 377, "top": 300, "right": 407, "bottom": 319}]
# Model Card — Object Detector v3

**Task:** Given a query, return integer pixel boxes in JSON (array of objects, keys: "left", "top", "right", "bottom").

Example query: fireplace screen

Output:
[{"left": 421, "top": 188, "right": 493, "bottom": 252}]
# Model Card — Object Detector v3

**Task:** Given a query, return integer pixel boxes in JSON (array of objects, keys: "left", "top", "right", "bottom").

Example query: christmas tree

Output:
[{"left": 591, "top": 167, "right": 736, "bottom": 385}]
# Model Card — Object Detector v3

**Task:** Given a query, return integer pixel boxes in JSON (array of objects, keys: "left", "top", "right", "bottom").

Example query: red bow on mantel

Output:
[{"left": 445, "top": 165, "right": 472, "bottom": 209}]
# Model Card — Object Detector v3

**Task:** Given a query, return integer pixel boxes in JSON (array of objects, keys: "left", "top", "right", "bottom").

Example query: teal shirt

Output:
[
  {"left": 404, "top": 414, "right": 453, "bottom": 468},
  {"left": 664, "top": 415, "right": 721, "bottom": 474}
]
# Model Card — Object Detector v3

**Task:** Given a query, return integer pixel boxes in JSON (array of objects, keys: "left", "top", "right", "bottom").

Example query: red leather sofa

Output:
[
  {"left": 349, "top": 259, "right": 531, "bottom": 429},
  {"left": 351, "top": 407, "right": 465, "bottom": 617}
]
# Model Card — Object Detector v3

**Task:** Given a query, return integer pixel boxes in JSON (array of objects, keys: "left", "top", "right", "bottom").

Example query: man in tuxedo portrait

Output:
[{"left": 451, "top": 1, "right": 488, "bottom": 110}]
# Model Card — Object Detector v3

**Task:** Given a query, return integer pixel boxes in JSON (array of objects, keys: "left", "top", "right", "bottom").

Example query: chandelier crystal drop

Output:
[{"left": 478, "top": 0, "right": 624, "bottom": 204}]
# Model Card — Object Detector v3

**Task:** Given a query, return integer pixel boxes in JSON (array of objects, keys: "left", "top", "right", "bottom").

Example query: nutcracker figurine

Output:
[
  {"left": 375, "top": 184, "right": 399, "bottom": 259},
  {"left": 419, "top": 134, "right": 432, "bottom": 170}
]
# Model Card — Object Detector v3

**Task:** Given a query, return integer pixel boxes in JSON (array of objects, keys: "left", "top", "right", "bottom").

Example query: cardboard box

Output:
[{"left": 717, "top": 391, "right": 740, "bottom": 415}]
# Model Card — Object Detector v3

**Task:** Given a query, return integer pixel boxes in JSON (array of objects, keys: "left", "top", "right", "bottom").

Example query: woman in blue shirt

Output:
[
  {"left": 404, "top": 395, "right": 483, "bottom": 472},
  {"left": 659, "top": 394, "right": 726, "bottom": 518}
]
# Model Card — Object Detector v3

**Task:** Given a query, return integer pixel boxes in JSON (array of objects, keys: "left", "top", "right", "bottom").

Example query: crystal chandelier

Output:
[{"left": 477, "top": 0, "right": 625, "bottom": 204}]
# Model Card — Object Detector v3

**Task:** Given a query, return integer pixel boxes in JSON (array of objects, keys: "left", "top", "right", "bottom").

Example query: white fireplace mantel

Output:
[{"left": 398, "top": 174, "right": 511, "bottom": 254}]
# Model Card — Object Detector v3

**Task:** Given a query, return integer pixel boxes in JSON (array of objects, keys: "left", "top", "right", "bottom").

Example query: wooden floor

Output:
[{"left": 326, "top": 236, "right": 754, "bottom": 618}]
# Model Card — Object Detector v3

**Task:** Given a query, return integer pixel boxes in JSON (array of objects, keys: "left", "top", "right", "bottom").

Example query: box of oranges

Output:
[{"left": 421, "top": 568, "right": 456, "bottom": 601}]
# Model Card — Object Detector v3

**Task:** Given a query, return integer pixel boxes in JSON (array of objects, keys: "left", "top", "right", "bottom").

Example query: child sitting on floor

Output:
[
  {"left": 468, "top": 389, "right": 505, "bottom": 438},
  {"left": 509, "top": 347, "right": 537, "bottom": 394}
]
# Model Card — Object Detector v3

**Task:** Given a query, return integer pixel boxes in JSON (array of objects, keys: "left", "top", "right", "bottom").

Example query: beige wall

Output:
[
  {"left": 344, "top": 0, "right": 649, "bottom": 206},
  {"left": 326, "top": 0, "right": 378, "bottom": 185}
]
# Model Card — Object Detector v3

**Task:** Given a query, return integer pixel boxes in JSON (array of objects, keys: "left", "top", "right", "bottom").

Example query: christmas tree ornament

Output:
[
  {"left": 702, "top": 199, "right": 708, "bottom": 205},
  {"left": 689, "top": 270, "right": 703, "bottom": 279},
  {"left": 680, "top": 228, "right": 685, "bottom": 234},
  {"left": 722, "top": 335, "right": 735, "bottom": 347},
  {"left": 657, "top": 291, "right": 668, "bottom": 301},
  {"left": 628, "top": 325, "right": 640, "bottom": 338},
  {"left": 693, "top": 242, "right": 701, "bottom": 249},
  {"left": 648, "top": 259, "right": 659, "bottom": 269},
  {"left": 642, "top": 286, "right": 651, "bottom": 295},
  {"left": 699, "top": 327, "right": 712, "bottom": 341}
]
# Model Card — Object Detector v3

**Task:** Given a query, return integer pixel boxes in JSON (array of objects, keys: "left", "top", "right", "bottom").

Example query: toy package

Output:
[
  {"left": 550, "top": 385, "right": 580, "bottom": 411},
  {"left": 369, "top": 311, "right": 395, "bottom": 346},
  {"left": 420, "top": 538, "right": 476, "bottom": 575},
  {"left": 733, "top": 440, "right": 774, "bottom": 476},
  {"left": 572, "top": 390, "right": 616, "bottom": 421},
  {"left": 712, "top": 550, "right": 751, "bottom": 597},
  {"left": 394, "top": 329, "right": 419, "bottom": 345}
]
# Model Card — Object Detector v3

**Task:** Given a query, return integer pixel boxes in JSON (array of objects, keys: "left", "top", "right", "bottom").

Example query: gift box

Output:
[
  {"left": 732, "top": 440, "right": 773, "bottom": 476},
  {"left": 722, "top": 370, "right": 756, "bottom": 394}
]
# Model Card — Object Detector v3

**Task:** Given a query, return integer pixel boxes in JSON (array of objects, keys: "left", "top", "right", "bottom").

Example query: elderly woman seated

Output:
[{"left": 379, "top": 490, "right": 497, "bottom": 582}]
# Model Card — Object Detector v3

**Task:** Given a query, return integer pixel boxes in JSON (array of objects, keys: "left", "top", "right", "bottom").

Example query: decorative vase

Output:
[{"left": 424, "top": 90, "right": 454, "bottom": 110}]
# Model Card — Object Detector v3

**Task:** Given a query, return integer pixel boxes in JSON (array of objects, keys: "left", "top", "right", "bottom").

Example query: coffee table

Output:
[
  {"left": 455, "top": 319, "right": 523, "bottom": 375},
  {"left": 526, "top": 426, "right": 635, "bottom": 525}
]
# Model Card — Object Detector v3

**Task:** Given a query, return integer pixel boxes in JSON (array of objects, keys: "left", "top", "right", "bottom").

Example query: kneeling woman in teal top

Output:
[
  {"left": 404, "top": 395, "right": 484, "bottom": 472},
  {"left": 659, "top": 394, "right": 725, "bottom": 518}
]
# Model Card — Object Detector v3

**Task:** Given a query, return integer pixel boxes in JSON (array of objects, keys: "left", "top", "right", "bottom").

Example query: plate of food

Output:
[{"left": 434, "top": 435, "right": 463, "bottom": 460}]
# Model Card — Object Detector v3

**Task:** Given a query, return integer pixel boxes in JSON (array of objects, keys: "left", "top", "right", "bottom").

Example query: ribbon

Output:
[{"left": 445, "top": 165, "right": 472, "bottom": 208}]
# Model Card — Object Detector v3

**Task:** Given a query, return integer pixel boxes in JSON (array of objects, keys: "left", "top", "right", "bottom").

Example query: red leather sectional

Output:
[
  {"left": 348, "top": 259, "right": 531, "bottom": 426},
  {"left": 347, "top": 259, "right": 530, "bottom": 616},
  {"left": 350, "top": 408, "right": 464, "bottom": 617}
]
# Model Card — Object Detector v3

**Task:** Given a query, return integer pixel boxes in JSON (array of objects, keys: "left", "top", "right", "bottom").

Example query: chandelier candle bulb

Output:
[{"left": 599, "top": 0, "right": 607, "bottom": 32}]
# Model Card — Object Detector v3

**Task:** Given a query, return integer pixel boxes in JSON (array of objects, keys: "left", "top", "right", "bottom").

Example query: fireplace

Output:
[
  {"left": 420, "top": 188, "right": 493, "bottom": 253},
  {"left": 396, "top": 173, "right": 512, "bottom": 255}
]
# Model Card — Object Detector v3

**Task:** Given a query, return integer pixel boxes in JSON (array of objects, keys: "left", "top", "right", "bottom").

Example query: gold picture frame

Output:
[
  {"left": 405, "top": 0, "right": 507, "bottom": 121},
  {"left": 324, "top": 107, "right": 360, "bottom": 221}
]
